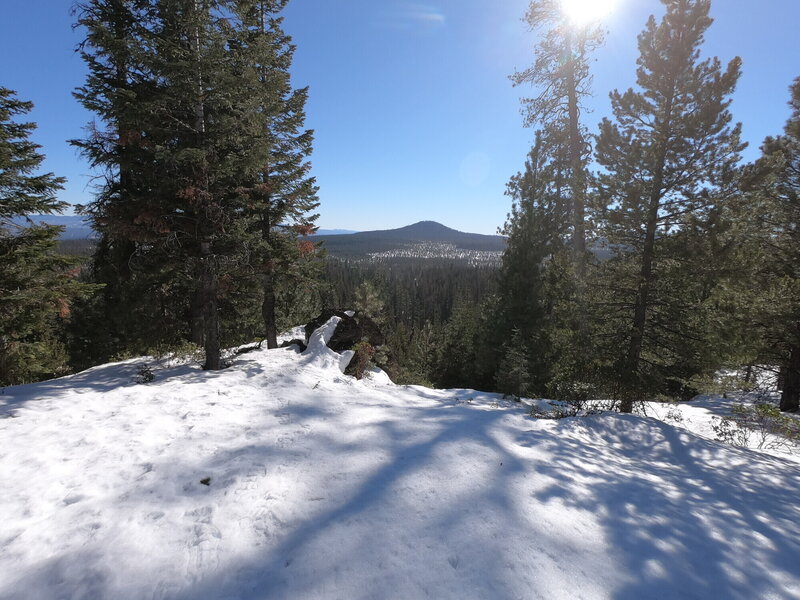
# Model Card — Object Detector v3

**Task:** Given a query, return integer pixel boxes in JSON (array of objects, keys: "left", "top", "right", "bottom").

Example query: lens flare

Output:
[{"left": 561, "top": 0, "right": 617, "bottom": 25}]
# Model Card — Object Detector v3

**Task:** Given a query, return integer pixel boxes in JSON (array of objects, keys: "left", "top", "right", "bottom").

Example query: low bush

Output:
[{"left": 713, "top": 403, "right": 800, "bottom": 451}]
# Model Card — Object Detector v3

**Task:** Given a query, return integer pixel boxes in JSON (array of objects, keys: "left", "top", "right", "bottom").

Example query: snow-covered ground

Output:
[{"left": 2, "top": 318, "right": 800, "bottom": 600}]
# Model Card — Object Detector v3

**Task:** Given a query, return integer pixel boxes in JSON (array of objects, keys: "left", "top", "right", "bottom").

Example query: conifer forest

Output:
[{"left": 1, "top": 0, "right": 799, "bottom": 415}]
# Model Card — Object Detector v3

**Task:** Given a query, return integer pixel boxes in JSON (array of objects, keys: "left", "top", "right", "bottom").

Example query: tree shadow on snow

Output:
[
  {"left": 519, "top": 415, "right": 800, "bottom": 599},
  {"left": 7, "top": 362, "right": 800, "bottom": 600},
  {"left": 160, "top": 398, "right": 530, "bottom": 600}
]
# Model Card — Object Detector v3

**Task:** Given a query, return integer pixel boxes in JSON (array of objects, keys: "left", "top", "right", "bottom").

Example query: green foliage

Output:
[
  {"left": 71, "top": 0, "right": 321, "bottom": 366},
  {"left": 493, "top": 134, "right": 565, "bottom": 396},
  {"left": 494, "top": 328, "right": 532, "bottom": 400},
  {"left": 135, "top": 363, "right": 154, "bottom": 384},
  {"left": 498, "top": 0, "right": 605, "bottom": 401},
  {"left": 0, "top": 88, "right": 94, "bottom": 385},
  {"left": 737, "top": 77, "right": 800, "bottom": 411},
  {"left": 593, "top": 0, "right": 744, "bottom": 408},
  {"left": 353, "top": 280, "right": 386, "bottom": 323},
  {"left": 345, "top": 341, "right": 376, "bottom": 380},
  {"left": 383, "top": 321, "right": 439, "bottom": 386},
  {"left": 433, "top": 297, "right": 496, "bottom": 391},
  {"left": 0, "top": 88, "right": 66, "bottom": 218},
  {"left": 323, "top": 259, "right": 497, "bottom": 330}
]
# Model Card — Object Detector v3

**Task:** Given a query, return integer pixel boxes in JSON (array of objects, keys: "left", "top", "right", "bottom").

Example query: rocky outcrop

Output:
[
  {"left": 279, "top": 339, "right": 307, "bottom": 352},
  {"left": 304, "top": 310, "right": 385, "bottom": 354}
]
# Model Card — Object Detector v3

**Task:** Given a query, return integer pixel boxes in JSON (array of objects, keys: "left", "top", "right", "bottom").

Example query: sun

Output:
[{"left": 560, "top": 0, "right": 618, "bottom": 25}]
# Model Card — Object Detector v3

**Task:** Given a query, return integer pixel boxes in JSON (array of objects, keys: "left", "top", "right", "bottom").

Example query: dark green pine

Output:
[
  {"left": 230, "top": 0, "right": 321, "bottom": 349},
  {"left": 0, "top": 88, "right": 91, "bottom": 385},
  {"left": 594, "top": 0, "right": 744, "bottom": 410}
]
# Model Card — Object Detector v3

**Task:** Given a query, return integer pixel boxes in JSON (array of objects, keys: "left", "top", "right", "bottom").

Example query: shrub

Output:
[
  {"left": 135, "top": 363, "right": 155, "bottom": 384},
  {"left": 346, "top": 341, "right": 375, "bottom": 380},
  {"left": 713, "top": 403, "right": 800, "bottom": 450}
]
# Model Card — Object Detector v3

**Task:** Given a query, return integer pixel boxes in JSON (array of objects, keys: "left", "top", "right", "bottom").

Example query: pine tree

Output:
[
  {"left": 742, "top": 77, "right": 800, "bottom": 411},
  {"left": 353, "top": 280, "right": 385, "bottom": 322},
  {"left": 73, "top": 0, "right": 320, "bottom": 367},
  {"left": 435, "top": 299, "right": 492, "bottom": 390},
  {"left": 232, "top": 0, "right": 321, "bottom": 349},
  {"left": 0, "top": 88, "right": 88, "bottom": 385},
  {"left": 594, "top": 0, "right": 744, "bottom": 410},
  {"left": 495, "top": 328, "right": 533, "bottom": 400},
  {"left": 507, "top": 0, "right": 604, "bottom": 396},
  {"left": 496, "top": 129, "right": 567, "bottom": 393},
  {"left": 512, "top": 0, "right": 603, "bottom": 279},
  {"left": 73, "top": 0, "right": 199, "bottom": 362}
]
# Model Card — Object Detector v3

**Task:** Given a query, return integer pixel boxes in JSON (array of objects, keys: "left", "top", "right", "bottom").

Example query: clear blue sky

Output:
[{"left": 2, "top": 0, "right": 799, "bottom": 234}]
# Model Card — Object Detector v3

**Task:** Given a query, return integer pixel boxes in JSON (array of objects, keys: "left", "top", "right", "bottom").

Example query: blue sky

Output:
[{"left": 2, "top": 0, "right": 799, "bottom": 234}]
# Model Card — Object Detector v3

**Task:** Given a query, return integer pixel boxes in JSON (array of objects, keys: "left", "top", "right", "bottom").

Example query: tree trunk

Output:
[
  {"left": 189, "top": 289, "right": 205, "bottom": 346},
  {"left": 620, "top": 86, "right": 676, "bottom": 413},
  {"left": 564, "top": 31, "right": 586, "bottom": 272},
  {"left": 261, "top": 207, "right": 279, "bottom": 349},
  {"left": 780, "top": 342, "right": 800, "bottom": 412},
  {"left": 192, "top": 1, "right": 219, "bottom": 370},
  {"left": 621, "top": 193, "right": 661, "bottom": 413},
  {"left": 0, "top": 337, "right": 9, "bottom": 386},
  {"left": 200, "top": 242, "right": 220, "bottom": 370},
  {"left": 262, "top": 270, "right": 278, "bottom": 349}
]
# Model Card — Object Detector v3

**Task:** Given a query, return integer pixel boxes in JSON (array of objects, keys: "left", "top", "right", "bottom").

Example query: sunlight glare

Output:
[{"left": 561, "top": 0, "right": 617, "bottom": 25}]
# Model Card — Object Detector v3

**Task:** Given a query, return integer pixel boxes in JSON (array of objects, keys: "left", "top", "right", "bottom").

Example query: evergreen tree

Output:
[
  {"left": 434, "top": 298, "right": 491, "bottom": 390},
  {"left": 0, "top": 88, "right": 87, "bottom": 385},
  {"left": 353, "top": 280, "right": 385, "bottom": 322},
  {"left": 73, "top": 0, "right": 320, "bottom": 366},
  {"left": 232, "top": 0, "right": 320, "bottom": 349},
  {"left": 594, "top": 0, "right": 744, "bottom": 410},
  {"left": 496, "top": 129, "right": 567, "bottom": 393},
  {"left": 74, "top": 0, "right": 205, "bottom": 362},
  {"left": 742, "top": 77, "right": 800, "bottom": 411},
  {"left": 512, "top": 0, "right": 603, "bottom": 279},
  {"left": 495, "top": 328, "right": 533, "bottom": 400},
  {"left": 506, "top": 0, "right": 604, "bottom": 396}
]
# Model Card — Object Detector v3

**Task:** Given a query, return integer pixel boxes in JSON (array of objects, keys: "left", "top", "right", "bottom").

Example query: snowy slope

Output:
[{"left": 1, "top": 319, "right": 800, "bottom": 600}]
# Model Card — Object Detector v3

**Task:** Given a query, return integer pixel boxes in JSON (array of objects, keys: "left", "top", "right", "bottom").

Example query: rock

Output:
[
  {"left": 304, "top": 309, "right": 385, "bottom": 354},
  {"left": 279, "top": 339, "right": 307, "bottom": 352}
]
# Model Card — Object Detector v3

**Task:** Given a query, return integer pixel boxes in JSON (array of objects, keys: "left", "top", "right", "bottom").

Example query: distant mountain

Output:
[
  {"left": 315, "top": 229, "right": 358, "bottom": 236},
  {"left": 10, "top": 217, "right": 358, "bottom": 240},
  {"left": 312, "top": 221, "right": 506, "bottom": 261},
  {"left": 10, "top": 215, "right": 95, "bottom": 240}
]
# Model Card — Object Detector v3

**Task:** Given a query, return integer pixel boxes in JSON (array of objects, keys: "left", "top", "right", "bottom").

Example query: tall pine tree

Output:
[
  {"left": 512, "top": 0, "right": 603, "bottom": 280},
  {"left": 496, "top": 128, "right": 569, "bottom": 394},
  {"left": 505, "top": 0, "right": 605, "bottom": 396},
  {"left": 73, "top": 0, "right": 320, "bottom": 367},
  {"left": 594, "top": 0, "right": 744, "bottom": 410},
  {"left": 232, "top": 0, "right": 320, "bottom": 349},
  {"left": 0, "top": 88, "right": 88, "bottom": 385},
  {"left": 742, "top": 77, "right": 800, "bottom": 411}
]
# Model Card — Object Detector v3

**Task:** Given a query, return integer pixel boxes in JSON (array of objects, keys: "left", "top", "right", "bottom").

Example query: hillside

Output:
[
  {"left": 312, "top": 220, "right": 506, "bottom": 262},
  {"left": 1, "top": 316, "right": 799, "bottom": 599},
  {"left": 10, "top": 215, "right": 95, "bottom": 240}
]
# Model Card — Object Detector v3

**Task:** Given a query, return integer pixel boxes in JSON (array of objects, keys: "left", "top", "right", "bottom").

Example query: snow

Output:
[
  {"left": 2, "top": 320, "right": 800, "bottom": 599},
  {"left": 301, "top": 315, "right": 355, "bottom": 373},
  {"left": 644, "top": 394, "right": 800, "bottom": 464}
]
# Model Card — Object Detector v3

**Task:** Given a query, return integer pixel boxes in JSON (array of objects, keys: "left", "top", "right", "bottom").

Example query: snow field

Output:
[{"left": 1, "top": 318, "right": 799, "bottom": 599}]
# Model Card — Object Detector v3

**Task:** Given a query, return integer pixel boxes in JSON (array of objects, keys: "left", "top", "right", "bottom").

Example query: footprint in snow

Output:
[{"left": 184, "top": 506, "right": 222, "bottom": 576}]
